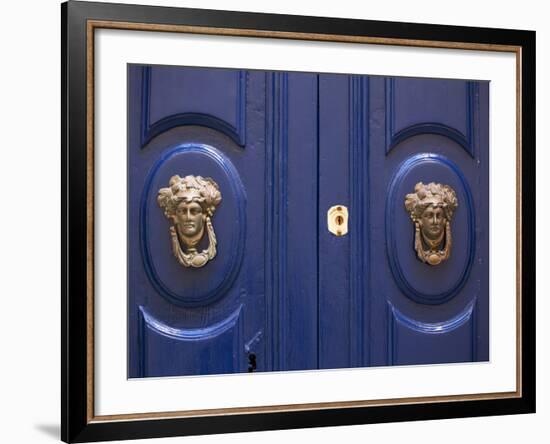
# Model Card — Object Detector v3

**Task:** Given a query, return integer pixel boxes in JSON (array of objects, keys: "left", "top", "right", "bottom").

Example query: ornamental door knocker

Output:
[
  {"left": 157, "top": 175, "right": 222, "bottom": 268},
  {"left": 404, "top": 182, "right": 458, "bottom": 266}
]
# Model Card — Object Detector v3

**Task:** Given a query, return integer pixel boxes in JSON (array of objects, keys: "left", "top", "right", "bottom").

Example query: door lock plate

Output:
[{"left": 327, "top": 205, "right": 348, "bottom": 236}]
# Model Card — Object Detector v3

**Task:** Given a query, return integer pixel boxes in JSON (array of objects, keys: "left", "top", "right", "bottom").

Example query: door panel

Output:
[
  {"left": 140, "top": 143, "right": 246, "bottom": 307},
  {"left": 386, "top": 152, "right": 475, "bottom": 305},
  {"left": 273, "top": 72, "right": 319, "bottom": 370},
  {"left": 128, "top": 66, "right": 269, "bottom": 377},
  {"left": 368, "top": 76, "right": 489, "bottom": 366},
  {"left": 143, "top": 66, "right": 246, "bottom": 146},
  {"left": 128, "top": 66, "right": 320, "bottom": 377},
  {"left": 388, "top": 300, "right": 477, "bottom": 365},
  {"left": 137, "top": 305, "right": 244, "bottom": 376},
  {"left": 386, "top": 77, "right": 476, "bottom": 156},
  {"left": 318, "top": 74, "right": 368, "bottom": 369}
]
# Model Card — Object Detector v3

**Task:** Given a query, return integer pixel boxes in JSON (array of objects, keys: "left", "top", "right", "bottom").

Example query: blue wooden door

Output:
[
  {"left": 128, "top": 65, "right": 488, "bottom": 377},
  {"left": 127, "top": 65, "right": 319, "bottom": 377},
  {"left": 318, "top": 75, "right": 489, "bottom": 369}
]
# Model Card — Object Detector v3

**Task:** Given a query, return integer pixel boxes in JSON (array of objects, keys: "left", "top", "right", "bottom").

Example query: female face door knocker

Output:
[
  {"left": 157, "top": 175, "right": 222, "bottom": 268},
  {"left": 404, "top": 182, "right": 458, "bottom": 266}
]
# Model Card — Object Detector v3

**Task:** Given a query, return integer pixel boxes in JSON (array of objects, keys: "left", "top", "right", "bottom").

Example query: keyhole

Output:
[
  {"left": 247, "top": 353, "right": 257, "bottom": 372},
  {"left": 327, "top": 205, "right": 348, "bottom": 236}
]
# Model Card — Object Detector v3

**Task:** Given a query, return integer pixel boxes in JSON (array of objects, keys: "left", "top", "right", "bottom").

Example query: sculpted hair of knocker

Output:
[
  {"left": 157, "top": 175, "right": 222, "bottom": 268},
  {"left": 404, "top": 181, "right": 458, "bottom": 266}
]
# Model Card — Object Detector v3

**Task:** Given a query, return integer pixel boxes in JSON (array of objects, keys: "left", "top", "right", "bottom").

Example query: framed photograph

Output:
[{"left": 62, "top": 0, "right": 535, "bottom": 442}]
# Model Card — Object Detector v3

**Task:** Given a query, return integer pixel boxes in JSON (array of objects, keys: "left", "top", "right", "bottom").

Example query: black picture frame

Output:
[{"left": 62, "top": 1, "right": 536, "bottom": 442}]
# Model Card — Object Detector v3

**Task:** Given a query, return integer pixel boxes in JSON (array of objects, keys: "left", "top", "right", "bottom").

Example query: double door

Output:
[{"left": 128, "top": 65, "right": 488, "bottom": 377}]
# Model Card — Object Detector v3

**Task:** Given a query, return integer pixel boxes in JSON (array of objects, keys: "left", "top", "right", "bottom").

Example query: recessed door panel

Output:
[
  {"left": 137, "top": 305, "right": 244, "bottom": 377},
  {"left": 386, "top": 153, "right": 475, "bottom": 304},
  {"left": 388, "top": 301, "right": 478, "bottom": 365},
  {"left": 140, "top": 144, "right": 246, "bottom": 307},
  {"left": 143, "top": 66, "right": 246, "bottom": 146}
]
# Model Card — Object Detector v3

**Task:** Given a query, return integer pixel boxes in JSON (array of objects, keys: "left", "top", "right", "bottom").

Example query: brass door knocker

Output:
[
  {"left": 157, "top": 175, "right": 222, "bottom": 268},
  {"left": 404, "top": 182, "right": 458, "bottom": 266}
]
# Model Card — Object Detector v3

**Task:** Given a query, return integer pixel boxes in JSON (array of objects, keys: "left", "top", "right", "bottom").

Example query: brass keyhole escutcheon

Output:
[{"left": 328, "top": 205, "right": 348, "bottom": 236}]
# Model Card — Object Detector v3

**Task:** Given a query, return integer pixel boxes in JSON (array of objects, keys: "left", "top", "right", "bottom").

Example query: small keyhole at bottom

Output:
[
  {"left": 247, "top": 353, "right": 257, "bottom": 372},
  {"left": 335, "top": 215, "right": 344, "bottom": 225}
]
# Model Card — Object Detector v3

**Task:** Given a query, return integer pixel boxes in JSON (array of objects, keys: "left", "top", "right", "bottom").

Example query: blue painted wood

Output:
[
  {"left": 128, "top": 64, "right": 489, "bottom": 377},
  {"left": 318, "top": 74, "right": 352, "bottom": 369},
  {"left": 264, "top": 72, "right": 319, "bottom": 371},
  {"left": 128, "top": 66, "right": 267, "bottom": 378},
  {"left": 476, "top": 81, "right": 490, "bottom": 362},
  {"left": 369, "top": 75, "right": 489, "bottom": 367},
  {"left": 139, "top": 143, "right": 246, "bottom": 307},
  {"left": 387, "top": 300, "right": 477, "bottom": 365},
  {"left": 140, "top": 65, "right": 247, "bottom": 147},
  {"left": 283, "top": 72, "right": 319, "bottom": 370},
  {"left": 140, "top": 304, "right": 243, "bottom": 341},
  {"left": 138, "top": 305, "right": 244, "bottom": 377},
  {"left": 385, "top": 78, "right": 478, "bottom": 157},
  {"left": 385, "top": 153, "right": 476, "bottom": 304},
  {"left": 264, "top": 71, "right": 289, "bottom": 372}
]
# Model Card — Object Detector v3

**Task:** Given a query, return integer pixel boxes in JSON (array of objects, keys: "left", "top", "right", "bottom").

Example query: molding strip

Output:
[
  {"left": 265, "top": 72, "right": 289, "bottom": 371},
  {"left": 349, "top": 75, "right": 370, "bottom": 367}
]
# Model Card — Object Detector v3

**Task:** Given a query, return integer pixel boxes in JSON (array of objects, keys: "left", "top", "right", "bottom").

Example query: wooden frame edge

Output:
[
  {"left": 86, "top": 18, "right": 95, "bottom": 424},
  {"left": 89, "top": 19, "right": 522, "bottom": 53},
  {"left": 84, "top": 18, "right": 525, "bottom": 425}
]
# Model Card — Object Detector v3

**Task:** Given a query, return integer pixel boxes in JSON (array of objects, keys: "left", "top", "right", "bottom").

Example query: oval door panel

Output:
[
  {"left": 140, "top": 143, "right": 246, "bottom": 307},
  {"left": 386, "top": 153, "right": 475, "bottom": 304}
]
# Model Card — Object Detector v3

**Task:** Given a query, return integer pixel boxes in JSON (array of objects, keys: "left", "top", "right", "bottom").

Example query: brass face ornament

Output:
[
  {"left": 157, "top": 175, "right": 222, "bottom": 268},
  {"left": 404, "top": 182, "right": 458, "bottom": 266}
]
